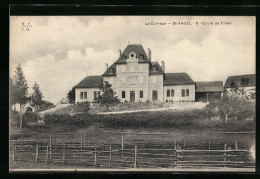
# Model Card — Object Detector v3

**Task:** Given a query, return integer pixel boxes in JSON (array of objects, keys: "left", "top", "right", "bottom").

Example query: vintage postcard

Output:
[{"left": 9, "top": 16, "right": 255, "bottom": 172}]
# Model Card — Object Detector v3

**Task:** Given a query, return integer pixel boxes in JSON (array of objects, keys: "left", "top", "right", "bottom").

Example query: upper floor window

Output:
[
  {"left": 139, "top": 54, "right": 144, "bottom": 60},
  {"left": 167, "top": 89, "right": 170, "bottom": 97},
  {"left": 109, "top": 68, "right": 115, "bottom": 73},
  {"left": 122, "top": 77, "right": 125, "bottom": 83},
  {"left": 152, "top": 66, "right": 157, "bottom": 72},
  {"left": 122, "top": 91, "right": 125, "bottom": 98}
]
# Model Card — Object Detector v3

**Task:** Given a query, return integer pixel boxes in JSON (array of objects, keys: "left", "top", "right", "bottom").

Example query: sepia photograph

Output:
[{"left": 9, "top": 16, "right": 256, "bottom": 172}]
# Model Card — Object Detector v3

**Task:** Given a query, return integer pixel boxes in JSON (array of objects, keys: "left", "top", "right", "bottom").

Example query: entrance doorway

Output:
[
  {"left": 152, "top": 90, "right": 158, "bottom": 101},
  {"left": 130, "top": 91, "right": 135, "bottom": 102}
]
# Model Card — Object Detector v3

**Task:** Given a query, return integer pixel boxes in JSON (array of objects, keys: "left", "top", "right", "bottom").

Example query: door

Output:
[
  {"left": 130, "top": 91, "right": 135, "bottom": 102},
  {"left": 152, "top": 90, "right": 158, "bottom": 101}
]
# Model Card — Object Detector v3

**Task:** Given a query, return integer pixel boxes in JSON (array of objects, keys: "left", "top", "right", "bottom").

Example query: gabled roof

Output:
[
  {"left": 114, "top": 44, "right": 150, "bottom": 64},
  {"left": 149, "top": 62, "right": 164, "bottom": 75},
  {"left": 164, "top": 73, "right": 195, "bottom": 85},
  {"left": 196, "top": 81, "right": 223, "bottom": 92},
  {"left": 102, "top": 64, "right": 116, "bottom": 77},
  {"left": 224, "top": 74, "right": 256, "bottom": 88},
  {"left": 74, "top": 75, "right": 103, "bottom": 88}
]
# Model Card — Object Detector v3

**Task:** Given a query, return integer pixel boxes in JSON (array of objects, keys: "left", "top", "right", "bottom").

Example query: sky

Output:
[{"left": 10, "top": 16, "right": 255, "bottom": 104}]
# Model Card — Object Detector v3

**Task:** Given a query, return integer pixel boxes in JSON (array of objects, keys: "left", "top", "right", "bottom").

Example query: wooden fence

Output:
[{"left": 9, "top": 132, "right": 255, "bottom": 169}]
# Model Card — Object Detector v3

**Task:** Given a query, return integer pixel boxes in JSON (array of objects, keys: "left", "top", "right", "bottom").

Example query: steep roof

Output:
[
  {"left": 196, "top": 81, "right": 223, "bottom": 92},
  {"left": 102, "top": 64, "right": 116, "bottom": 77},
  {"left": 164, "top": 73, "right": 195, "bottom": 85},
  {"left": 224, "top": 74, "right": 256, "bottom": 88},
  {"left": 149, "top": 62, "right": 164, "bottom": 75},
  {"left": 114, "top": 44, "right": 150, "bottom": 64},
  {"left": 74, "top": 75, "right": 103, "bottom": 88}
]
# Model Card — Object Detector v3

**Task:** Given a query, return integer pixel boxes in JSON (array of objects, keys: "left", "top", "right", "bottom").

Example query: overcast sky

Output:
[{"left": 10, "top": 16, "right": 255, "bottom": 104}]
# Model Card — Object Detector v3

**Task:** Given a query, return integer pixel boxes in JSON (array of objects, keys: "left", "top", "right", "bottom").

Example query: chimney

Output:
[
  {"left": 147, "top": 48, "right": 151, "bottom": 61},
  {"left": 161, "top": 61, "right": 165, "bottom": 72},
  {"left": 105, "top": 63, "right": 108, "bottom": 70},
  {"left": 118, "top": 50, "right": 121, "bottom": 58}
]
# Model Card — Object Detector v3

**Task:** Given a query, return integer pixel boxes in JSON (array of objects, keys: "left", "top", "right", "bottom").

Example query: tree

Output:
[
  {"left": 9, "top": 77, "right": 18, "bottom": 111},
  {"left": 219, "top": 89, "right": 246, "bottom": 123},
  {"left": 30, "top": 82, "right": 43, "bottom": 113},
  {"left": 13, "top": 64, "right": 29, "bottom": 129},
  {"left": 67, "top": 88, "right": 75, "bottom": 103},
  {"left": 96, "top": 81, "right": 120, "bottom": 111}
]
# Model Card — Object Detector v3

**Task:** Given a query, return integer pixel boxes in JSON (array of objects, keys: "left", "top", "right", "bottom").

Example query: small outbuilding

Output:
[{"left": 195, "top": 81, "right": 223, "bottom": 102}]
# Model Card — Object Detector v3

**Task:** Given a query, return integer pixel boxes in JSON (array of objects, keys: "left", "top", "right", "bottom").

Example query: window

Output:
[
  {"left": 94, "top": 91, "right": 97, "bottom": 99},
  {"left": 152, "top": 66, "right": 157, "bottom": 72},
  {"left": 122, "top": 77, "right": 125, "bottom": 83},
  {"left": 140, "top": 91, "right": 143, "bottom": 98},
  {"left": 109, "top": 68, "right": 114, "bottom": 73},
  {"left": 186, "top": 89, "right": 189, "bottom": 97},
  {"left": 122, "top": 91, "right": 125, "bottom": 98},
  {"left": 84, "top": 92, "right": 87, "bottom": 99},
  {"left": 171, "top": 89, "right": 174, "bottom": 97},
  {"left": 98, "top": 91, "right": 101, "bottom": 97},
  {"left": 167, "top": 89, "right": 170, "bottom": 97},
  {"left": 182, "top": 89, "right": 185, "bottom": 97},
  {"left": 80, "top": 92, "right": 84, "bottom": 99}
]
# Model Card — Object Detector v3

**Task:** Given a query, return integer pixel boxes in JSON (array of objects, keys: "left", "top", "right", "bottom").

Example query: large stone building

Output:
[{"left": 74, "top": 44, "right": 196, "bottom": 103}]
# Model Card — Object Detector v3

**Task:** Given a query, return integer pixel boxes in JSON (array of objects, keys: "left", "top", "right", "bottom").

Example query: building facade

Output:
[
  {"left": 74, "top": 44, "right": 196, "bottom": 103},
  {"left": 224, "top": 74, "right": 256, "bottom": 99}
]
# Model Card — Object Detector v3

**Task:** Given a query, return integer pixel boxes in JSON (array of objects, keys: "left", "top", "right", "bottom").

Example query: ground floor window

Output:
[
  {"left": 167, "top": 89, "right": 170, "bottom": 97},
  {"left": 182, "top": 89, "right": 185, "bottom": 97},
  {"left": 171, "top": 89, "right": 174, "bottom": 97},
  {"left": 186, "top": 89, "right": 189, "bottom": 97},
  {"left": 122, "top": 91, "right": 125, "bottom": 98},
  {"left": 140, "top": 91, "right": 143, "bottom": 98},
  {"left": 94, "top": 91, "right": 97, "bottom": 99},
  {"left": 80, "top": 92, "right": 83, "bottom": 99},
  {"left": 84, "top": 92, "right": 87, "bottom": 99},
  {"left": 152, "top": 90, "right": 158, "bottom": 101}
]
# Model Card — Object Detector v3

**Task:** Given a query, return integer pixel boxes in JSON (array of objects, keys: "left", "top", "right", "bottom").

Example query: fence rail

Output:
[{"left": 10, "top": 143, "right": 254, "bottom": 169}]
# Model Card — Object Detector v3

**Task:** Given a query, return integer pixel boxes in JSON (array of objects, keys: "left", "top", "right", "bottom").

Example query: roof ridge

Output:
[{"left": 227, "top": 74, "right": 255, "bottom": 78}]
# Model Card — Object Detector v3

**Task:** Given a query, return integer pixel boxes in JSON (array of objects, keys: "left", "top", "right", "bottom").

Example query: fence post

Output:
[
  {"left": 46, "top": 144, "right": 49, "bottom": 163},
  {"left": 174, "top": 138, "right": 177, "bottom": 150},
  {"left": 35, "top": 144, "right": 39, "bottom": 162},
  {"left": 224, "top": 144, "right": 227, "bottom": 168},
  {"left": 81, "top": 139, "right": 83, "bottom": 148},
  {"left": 134, "top": 145, "right": 137, "bottom": 168},
  {"left": 121, "top": 134, "right": 124, "bottom": 161},
  {"left": 109, "top": 146, "right": 112, "bottom": 168},
  {"left": 63, "top": 143, "right": 65, "bottom": 165},
  {"left": 12, "top": 145, "right": 16, "bottom": 162},
  {"left": 162, "top": 135, "right": 164, "bottom": 148},
  {"left": 235, "top": 140, "right": 238, "bottom": 150},
  {"left": 94, "top": 144, "right": 97, "bottom": 167},
  {"left": 183, "top": 138, "right": 185, "bottom": 148},
  {"left": 49, "top": 134, "right": 52, "bottom": 162},
  {"left": 84, "top": 140, "right": 86, "bottom": 147},
  {"left": 21, "top": 134, "right": 23, "bottom": 159},
  {"left": 209, "top": 141, "right": 211, "bottom": 150}
]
